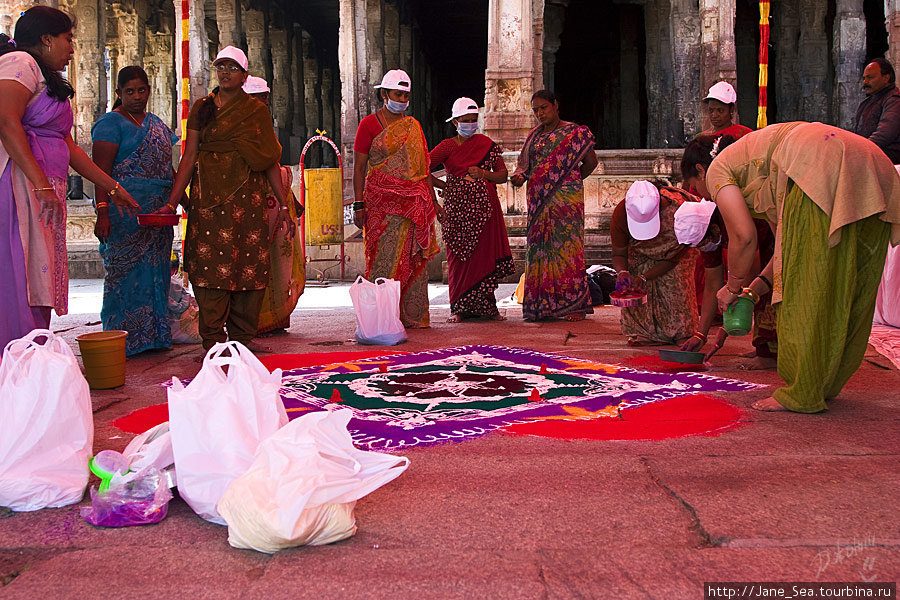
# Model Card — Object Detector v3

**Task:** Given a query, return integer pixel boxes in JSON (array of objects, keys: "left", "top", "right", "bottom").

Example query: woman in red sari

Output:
[
  {"left": 430, "top": 97, "right": 513, "bottom": 322},
  {"left": 352, "top": 69, "right": 440, "bottom": 329}
]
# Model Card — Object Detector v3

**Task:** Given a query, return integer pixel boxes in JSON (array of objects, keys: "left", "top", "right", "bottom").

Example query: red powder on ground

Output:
[
  {"left": 620, "top": 354, "right": 708, "bottom": 373},
  {"left": 502, "top": 394, "right": 745, "bottom": 441},
  {"left": 111, "top": 350, "right": 407, "bottom": 434}
]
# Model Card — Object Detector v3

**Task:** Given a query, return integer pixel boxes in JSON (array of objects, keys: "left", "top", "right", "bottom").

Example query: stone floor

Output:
[{"left": 1, "top": 281, "right": 898, "bottom": 599}]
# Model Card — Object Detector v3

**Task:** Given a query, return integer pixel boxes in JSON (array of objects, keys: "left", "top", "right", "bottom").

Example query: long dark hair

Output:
[
  {"left": 111, "top": 65, "right": 149, "bottom": 109},
  {"left": 0, "top": 7, "right": 75, "bottom": 102},
  {"left": 681, "top": 134, "right": 737, "bottom": 179}
]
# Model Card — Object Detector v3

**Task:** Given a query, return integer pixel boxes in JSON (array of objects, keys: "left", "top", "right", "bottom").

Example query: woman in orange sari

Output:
[{"left": 352, "top": 69, "right": 440, "bottom": 328}]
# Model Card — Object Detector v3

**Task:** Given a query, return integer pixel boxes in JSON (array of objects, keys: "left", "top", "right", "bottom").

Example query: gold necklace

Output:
[{"left": 122, "top": 109, "right": 143, "bottom": 127}]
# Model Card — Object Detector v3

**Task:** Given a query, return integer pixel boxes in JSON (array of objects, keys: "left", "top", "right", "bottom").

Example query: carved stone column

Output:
[
  {"left": 399, "top": 21, "right": 412, "bottom": 70},
  {"left": 322, "top": 66, "right": 335, "bottom": 145},
  {"left": 885, "top": 1, "right": 900, "bottom": 80},
  {"left": 832, "top": 0, "right": 866, "bottom": 130},
  {"left": 541, "top": 0, "right": 566, "bottom": 91},
  {"left": 215, "top": 0, "right": 240, "bottom": 49},
  {"left": 669, "top": 0, "right": 701, "bottom": 143},
  {"left": 798, "top": 0, "right": 831, "bottom": 122},
  {"left": 773, "top": 0, "right": 799, "bottom": 121},
  {"left": 291, "top": 24, "right": 305, "bottom": 157},
  {"left": 145, "top": 31, "right": 175, "bottom": 129},
  {"left": 383, "top": 1, "right": 399, "bottom": 69},
  {"left": 338, "top": 0, "right": 369, "bottom": 194},
  {"left": 366, "top": 0, "right": 384, "bottom": 85},
  {"left": 699, "top": 0, "right": 738, "bottom": 129},
  {"left": 303, "top": 31, "right": 321, "bottom": 139},
  {"left": 70, "top": 0, "right": 107, "bottom": 153},
  {"left": 270, "top": 25, "right": 290, "bottom": 161},
  {"left": 111, "top": 1, "right": 141, "bottom": 68},
  {"left": 243, "top": 7, "right": 266, "bottom": 75},
  {"left": 484, "top": 0, "right": 540, "bottom": 149}
]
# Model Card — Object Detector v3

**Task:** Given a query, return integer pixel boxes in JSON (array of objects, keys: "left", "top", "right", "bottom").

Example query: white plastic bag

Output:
[
  {"left": 0, "top": 329, "right": 93, "bottom": 511},
  {"left": 218, "top": 408, "right": 409, "bottom": 553},
  {"left": 168, "top": 341, "right": 288, "bottom": 524},
  {"left": 349, "top": 276, "right": 407, "bottom": 345},
  {"left": 122, "top": 422, "right": 175, "bottom": 488}
]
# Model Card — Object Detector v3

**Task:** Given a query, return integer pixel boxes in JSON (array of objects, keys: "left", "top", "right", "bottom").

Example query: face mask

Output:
[
  {"left": 456, "top": 122, "right": 478, "bottom": 137},
  {"left": 386, "top": 99, "right": 409, "bottom": 114},
  {"left": 697, "top": 235, "right": 722, "bottom": 253}
]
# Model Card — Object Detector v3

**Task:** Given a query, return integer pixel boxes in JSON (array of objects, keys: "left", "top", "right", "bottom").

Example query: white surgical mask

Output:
[
  {"left": 456, "top": 122, "right": 478, "bottom": 138},
  {"left": 386, "top": 99, "right": 409, "bottom": 114},
  {"left": 697, "top": 235, "right": 722, "bottom": 253}
]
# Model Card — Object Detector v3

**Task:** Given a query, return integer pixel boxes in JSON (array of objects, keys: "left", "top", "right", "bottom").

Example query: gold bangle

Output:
[
  {"left": 32, "top": 186, "right": 54, "bottom": 192},
  {"left": 108, "top": 182, "right": 120, "bottom": 197},
  {"left": 742, "top": 287, "right": 760, "bottom": 304}
]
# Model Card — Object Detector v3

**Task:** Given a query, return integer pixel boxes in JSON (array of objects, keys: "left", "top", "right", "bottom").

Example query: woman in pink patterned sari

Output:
[
  {"left": 511, "top": 90, "right": 598, "bottom": 322},
  {"left": 0, "top": 8, "right": 138, "bottom": 350}
]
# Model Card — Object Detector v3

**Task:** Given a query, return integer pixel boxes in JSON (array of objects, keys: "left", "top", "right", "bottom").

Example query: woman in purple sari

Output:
[
  {"left": 511, "top": 90, "right": 598, "bottom": 321},
  {"left": 0, "top": 7, "right": 139, "bottom": 350}
]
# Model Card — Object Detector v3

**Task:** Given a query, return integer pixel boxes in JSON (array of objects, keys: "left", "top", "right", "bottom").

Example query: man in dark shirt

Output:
[{"left": 854, "top": 58, "right": 900, "bottom": 163}]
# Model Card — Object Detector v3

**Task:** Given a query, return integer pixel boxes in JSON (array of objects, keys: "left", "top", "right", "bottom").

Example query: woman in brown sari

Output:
[
  {"left": 430, "top": 97, "right": 513, "bottom": 322},
  {"left": 161, "top": 46, "right": 292, "bottom": 352},
  {"left": 352, "top": 69, "right": 440, "bottom": 328}
]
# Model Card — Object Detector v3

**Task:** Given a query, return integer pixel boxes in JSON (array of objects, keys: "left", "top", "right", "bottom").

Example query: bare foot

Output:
[
  {"left": 243, "top": 340, "right": 273, "bottom": 354},
  {"left": 739, "top": 356, "right": 777, "bottom": 371},
  {"left": 490, "top": 313, "right": 507, "bottom": 321},
  {"left": 447, "top": 314, "right": 461, "bottom": 323},
  {"left": 564, "top": 313, "right": 585, "bottom": 322},
  {"left": 751, "top": 396, "right": 788, "bottom": 411}
]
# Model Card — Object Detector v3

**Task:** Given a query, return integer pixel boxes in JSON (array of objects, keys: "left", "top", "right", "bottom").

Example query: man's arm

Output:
[{"left": 867, "top": 93, "right": 900, "bottom": 149}]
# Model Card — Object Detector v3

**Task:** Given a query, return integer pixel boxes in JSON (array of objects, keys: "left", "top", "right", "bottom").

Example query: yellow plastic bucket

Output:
[{"left": 76, "top": 330, "right": 128, "bottom": 389}]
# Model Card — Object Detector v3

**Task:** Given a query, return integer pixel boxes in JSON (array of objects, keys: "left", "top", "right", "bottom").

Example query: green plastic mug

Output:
[{"left": 723, "top": 296, "right": 754, "bottom": 337}]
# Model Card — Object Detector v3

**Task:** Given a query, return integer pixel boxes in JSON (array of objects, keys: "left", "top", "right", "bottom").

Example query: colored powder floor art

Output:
[{"left": 115, "top": 346, "right": 760, "bottom": 447}]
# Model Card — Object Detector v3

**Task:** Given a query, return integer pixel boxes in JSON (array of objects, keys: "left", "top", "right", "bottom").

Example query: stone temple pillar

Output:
[
  {"left": 541, "top": 0, "right": 566, "bottom": 91},
  {"left": 699, "top": 0, "right": 738, "bottom": 129},
  {"left": 303, "top": 31, "right": 321, "bottom": 139},
  {"left": 669, "top": 0, "right": 701, "bottom": 142},
  {"left": 322, "top": 66, "right": 336, "bottom": 162},
  {"left": 291, "top": 24, "right": 306, "bottom": 159},
  {"left": 366, "top": 0, "right": 385, "bottom": 88},
  {"left": 399, "top": 21, "right": 412, "bottom": 71},
  {"left": 270, "top": 26, "right": 290, "bottom": 161},
  {"left": 243, "top": 7, "right": 266, "bottom": 77},
  {"left": 798, "top": 0, "right": 831, "bottom": 122},
  {"left": 215, "top": 0, "right": 240, "bottom": 50},
  {"left": 69, "top": 0, "right": 108, "bottom": 153},
  {"left": 484, "top": 0, "right": 540, "bottom": 149},
  {"left": 383, "top": 1, "right": 399, "bottom": 70},
  {"left": 832, "top": 0, "right": 866, "bottom": 130},
  {"left": 338, "top": 0, "right": 370, "bottom": 195},
  {"left": 111, "top": 1, "right": 142, "bottom": 68},
  {"left": 885, "top": 0, "right": 900, "bottom": 77}
]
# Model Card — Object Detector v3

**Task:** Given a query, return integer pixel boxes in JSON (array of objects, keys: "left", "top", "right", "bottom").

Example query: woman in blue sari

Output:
[{"left": 92, "top": 66, "right": 178, "bottom": 355}]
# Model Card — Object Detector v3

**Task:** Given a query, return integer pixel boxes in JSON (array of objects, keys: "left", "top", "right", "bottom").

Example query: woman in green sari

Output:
[
  {"left": 705, "top": 122, "right": 900, "bottom": 412},
  {"left": 352, "top": 69, "right": 440, "bottom": 328},
  {"left": 161, "top": 46, "right": 293, "bottom": 352}
]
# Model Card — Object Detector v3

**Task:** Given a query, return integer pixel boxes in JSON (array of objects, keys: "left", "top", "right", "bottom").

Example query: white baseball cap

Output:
[
  {"left": 703, "top": 81, "right": 737, "bottom": 104},
  {"left": 242, "top": 75, "right": 269, "bottom": 94},
  {"left": 213, "top": 45, "right": 248, "bottom": 72},
  {"left": 374, "top": 69, "right": 411, "bottom": 91},
  {"left": 625, "top": 180, "right": 661, "bottom": 240},
  {"left": 446, "top": 97, "right": 479, "bottom": 122},
  {"left": 674, "top": 199, "right": 718, "bottom": 246}
]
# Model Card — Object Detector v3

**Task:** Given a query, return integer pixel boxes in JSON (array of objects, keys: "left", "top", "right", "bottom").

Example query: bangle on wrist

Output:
[
  {"left": 108, "top": 182, "right": 120, "bottom": 198},
  {"left": 32, "top": 186, "right": 54, "bottom": 192},
  {"left": 96, "top": 201, "right": 109, "bottom": 208},
  {"left": 742, "top": 287, "right": 760, "bottom": 304},
  {"left": 757, "top": 274, "right": 772, "bottom": 291},
  {"left": 616, "top": 270, "right": 630, "bottom": 277},
  {"left": 693, "top": 331, "right": 708, "bottom": 343},
  {"left": 353, "top": 201, "right": 365, "bottom": 211}
]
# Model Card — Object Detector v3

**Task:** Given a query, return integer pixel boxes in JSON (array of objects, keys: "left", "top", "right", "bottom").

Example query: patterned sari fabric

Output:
[
  {"left": 363, "top": 116, "right": 438, "bottom": 328},
  {"left": 514, "top": 122, "right": 595, "bottom": 321},
  {"left": 620, "top": 188, "right": 699, "bottom": 344},
  {"left": 430, "top": 135, "right": 513, "bottom": 317},
  {"left": 184, "top": 91, "right": 282, "bottom": 291},
  {"left": 0, "top": 70, "right": 72, "bottom": 348},
  {"left": 93, "top": 112, "right": 176, "bottom": 355},
  {"left": 258, "top": 166, "right": 305, "bottom": 333}
]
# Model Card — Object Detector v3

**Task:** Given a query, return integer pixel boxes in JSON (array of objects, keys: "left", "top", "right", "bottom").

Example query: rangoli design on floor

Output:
[{"left": 276, "top": 345, "right": 761, "bottom": 450}]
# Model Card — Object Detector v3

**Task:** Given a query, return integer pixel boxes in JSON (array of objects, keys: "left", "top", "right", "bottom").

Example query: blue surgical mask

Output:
[
  {"left": 386, "top": 99, "right": 409, "bottom": 114},
  {"left": 456, "top": 122, "right": 478, "bottom": 138}
]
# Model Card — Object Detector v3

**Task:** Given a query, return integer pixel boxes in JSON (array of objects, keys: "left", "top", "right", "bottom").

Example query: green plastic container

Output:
[{"left": 723, "top": 296, "right": 754, "bottom": 337}]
